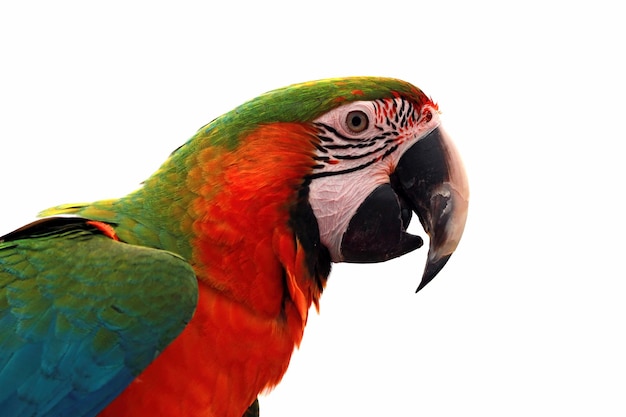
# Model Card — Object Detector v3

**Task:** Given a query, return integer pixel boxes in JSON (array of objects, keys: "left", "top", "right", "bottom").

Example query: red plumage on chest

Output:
[{"left": 99, "top": 123, "right": 325, "bottom": 417}]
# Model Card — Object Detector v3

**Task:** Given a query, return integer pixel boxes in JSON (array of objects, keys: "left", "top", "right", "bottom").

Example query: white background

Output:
[{"left": 1, "top": 1, "right": 624, "bottom": 415}]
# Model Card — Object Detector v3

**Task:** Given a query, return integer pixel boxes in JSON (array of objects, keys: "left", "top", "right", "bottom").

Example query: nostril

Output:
[{"left": 399, "top": 197, "right": 412, "bottom": 230}]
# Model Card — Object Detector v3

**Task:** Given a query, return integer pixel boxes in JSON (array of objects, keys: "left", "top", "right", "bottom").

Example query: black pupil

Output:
[{"left": 351, "top": 115, "right": 362, "bottom": 128}]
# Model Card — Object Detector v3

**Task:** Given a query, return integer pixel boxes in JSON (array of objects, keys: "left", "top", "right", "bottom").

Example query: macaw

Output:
[{"left": 0, "top": 77, "right": 469, "bottom": 417}]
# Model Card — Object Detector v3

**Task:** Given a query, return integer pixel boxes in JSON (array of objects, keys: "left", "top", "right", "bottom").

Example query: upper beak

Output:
[
  {"left": 339, "top": 125, "right": 468, "bottom": 292},
  {"left": 393, "top": 125, "right": 469, "bottom": 292}
]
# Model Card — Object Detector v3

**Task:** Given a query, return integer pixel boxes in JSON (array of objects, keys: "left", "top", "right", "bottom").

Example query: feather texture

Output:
[{"left": 0, "top": 218, "right": 197, "bottom": 417}]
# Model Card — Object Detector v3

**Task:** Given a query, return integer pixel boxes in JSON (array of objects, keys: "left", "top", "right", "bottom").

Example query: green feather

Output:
[
  {"left": 190, "top": 76, "right": 428, "bottom": 149},
  {"left": 0, "top": 219, "right": 198, "bottom": 415}
]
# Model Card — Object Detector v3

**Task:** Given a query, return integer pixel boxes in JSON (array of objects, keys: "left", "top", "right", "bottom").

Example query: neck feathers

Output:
[{"left": 53, "top": 122, "right": 330, "bottom": 320}]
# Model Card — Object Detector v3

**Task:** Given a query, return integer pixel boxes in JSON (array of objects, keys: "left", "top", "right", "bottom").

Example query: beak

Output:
[
  {"left": 393, "top": 126, "right": 469, "bottom": 292},
  {"left": 339, "top": 125, "right": 468, "bottom": 292}
]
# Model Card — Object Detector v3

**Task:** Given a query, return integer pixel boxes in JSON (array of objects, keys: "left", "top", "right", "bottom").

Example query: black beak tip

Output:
[{"left": 415, "top": 254, "right": 451, "bottom": 293}]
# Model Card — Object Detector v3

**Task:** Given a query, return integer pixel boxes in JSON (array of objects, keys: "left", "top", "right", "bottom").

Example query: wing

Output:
[{"left": 0, "top": 217, "right": 198, "bottom": 417}]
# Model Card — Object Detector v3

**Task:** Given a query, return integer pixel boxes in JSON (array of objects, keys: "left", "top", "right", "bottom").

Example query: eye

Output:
[{"left": 345, "top": 110, "right": 369, "bottom": 133}]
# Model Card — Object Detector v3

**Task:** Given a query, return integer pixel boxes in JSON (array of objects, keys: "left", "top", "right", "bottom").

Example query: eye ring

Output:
[{"left": 345, "top": 110, "right": 369, "bottom": 134}]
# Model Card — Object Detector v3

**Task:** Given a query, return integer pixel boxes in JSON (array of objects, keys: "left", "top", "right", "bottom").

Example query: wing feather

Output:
[{"left": 0, "top": 218, "right": 198, "bottom": 417}]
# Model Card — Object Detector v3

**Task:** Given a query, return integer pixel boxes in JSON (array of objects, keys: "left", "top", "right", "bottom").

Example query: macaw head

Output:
[
  {"left": 210, "top": 77, "right": 469, "bottom": 292},
  {"left": 306, "top": 80, "right": 468, "bottom": 291}
]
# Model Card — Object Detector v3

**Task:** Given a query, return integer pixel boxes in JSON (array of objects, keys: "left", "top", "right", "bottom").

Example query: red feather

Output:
[{"left": 99, "top": 123, "right": 322, "bottom": 417}]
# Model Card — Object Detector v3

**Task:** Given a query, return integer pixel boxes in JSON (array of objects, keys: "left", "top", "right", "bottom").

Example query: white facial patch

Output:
[{"left": 308, "top": 99, "right": 440, "bottom": 262}]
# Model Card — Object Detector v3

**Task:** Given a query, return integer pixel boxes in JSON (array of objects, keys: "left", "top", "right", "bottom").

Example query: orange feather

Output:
[{"left": 98, "top": 123, "right": 323, "bottom": 417}]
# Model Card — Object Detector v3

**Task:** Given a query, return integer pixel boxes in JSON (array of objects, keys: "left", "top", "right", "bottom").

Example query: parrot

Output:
[{"left": 0, "top": 77, "right": 469, "bottom": 417}]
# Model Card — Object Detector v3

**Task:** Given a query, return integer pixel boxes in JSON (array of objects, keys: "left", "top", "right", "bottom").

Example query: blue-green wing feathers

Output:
[{"left": 0, "top": 218, "right": 198, "bottom": 417}]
